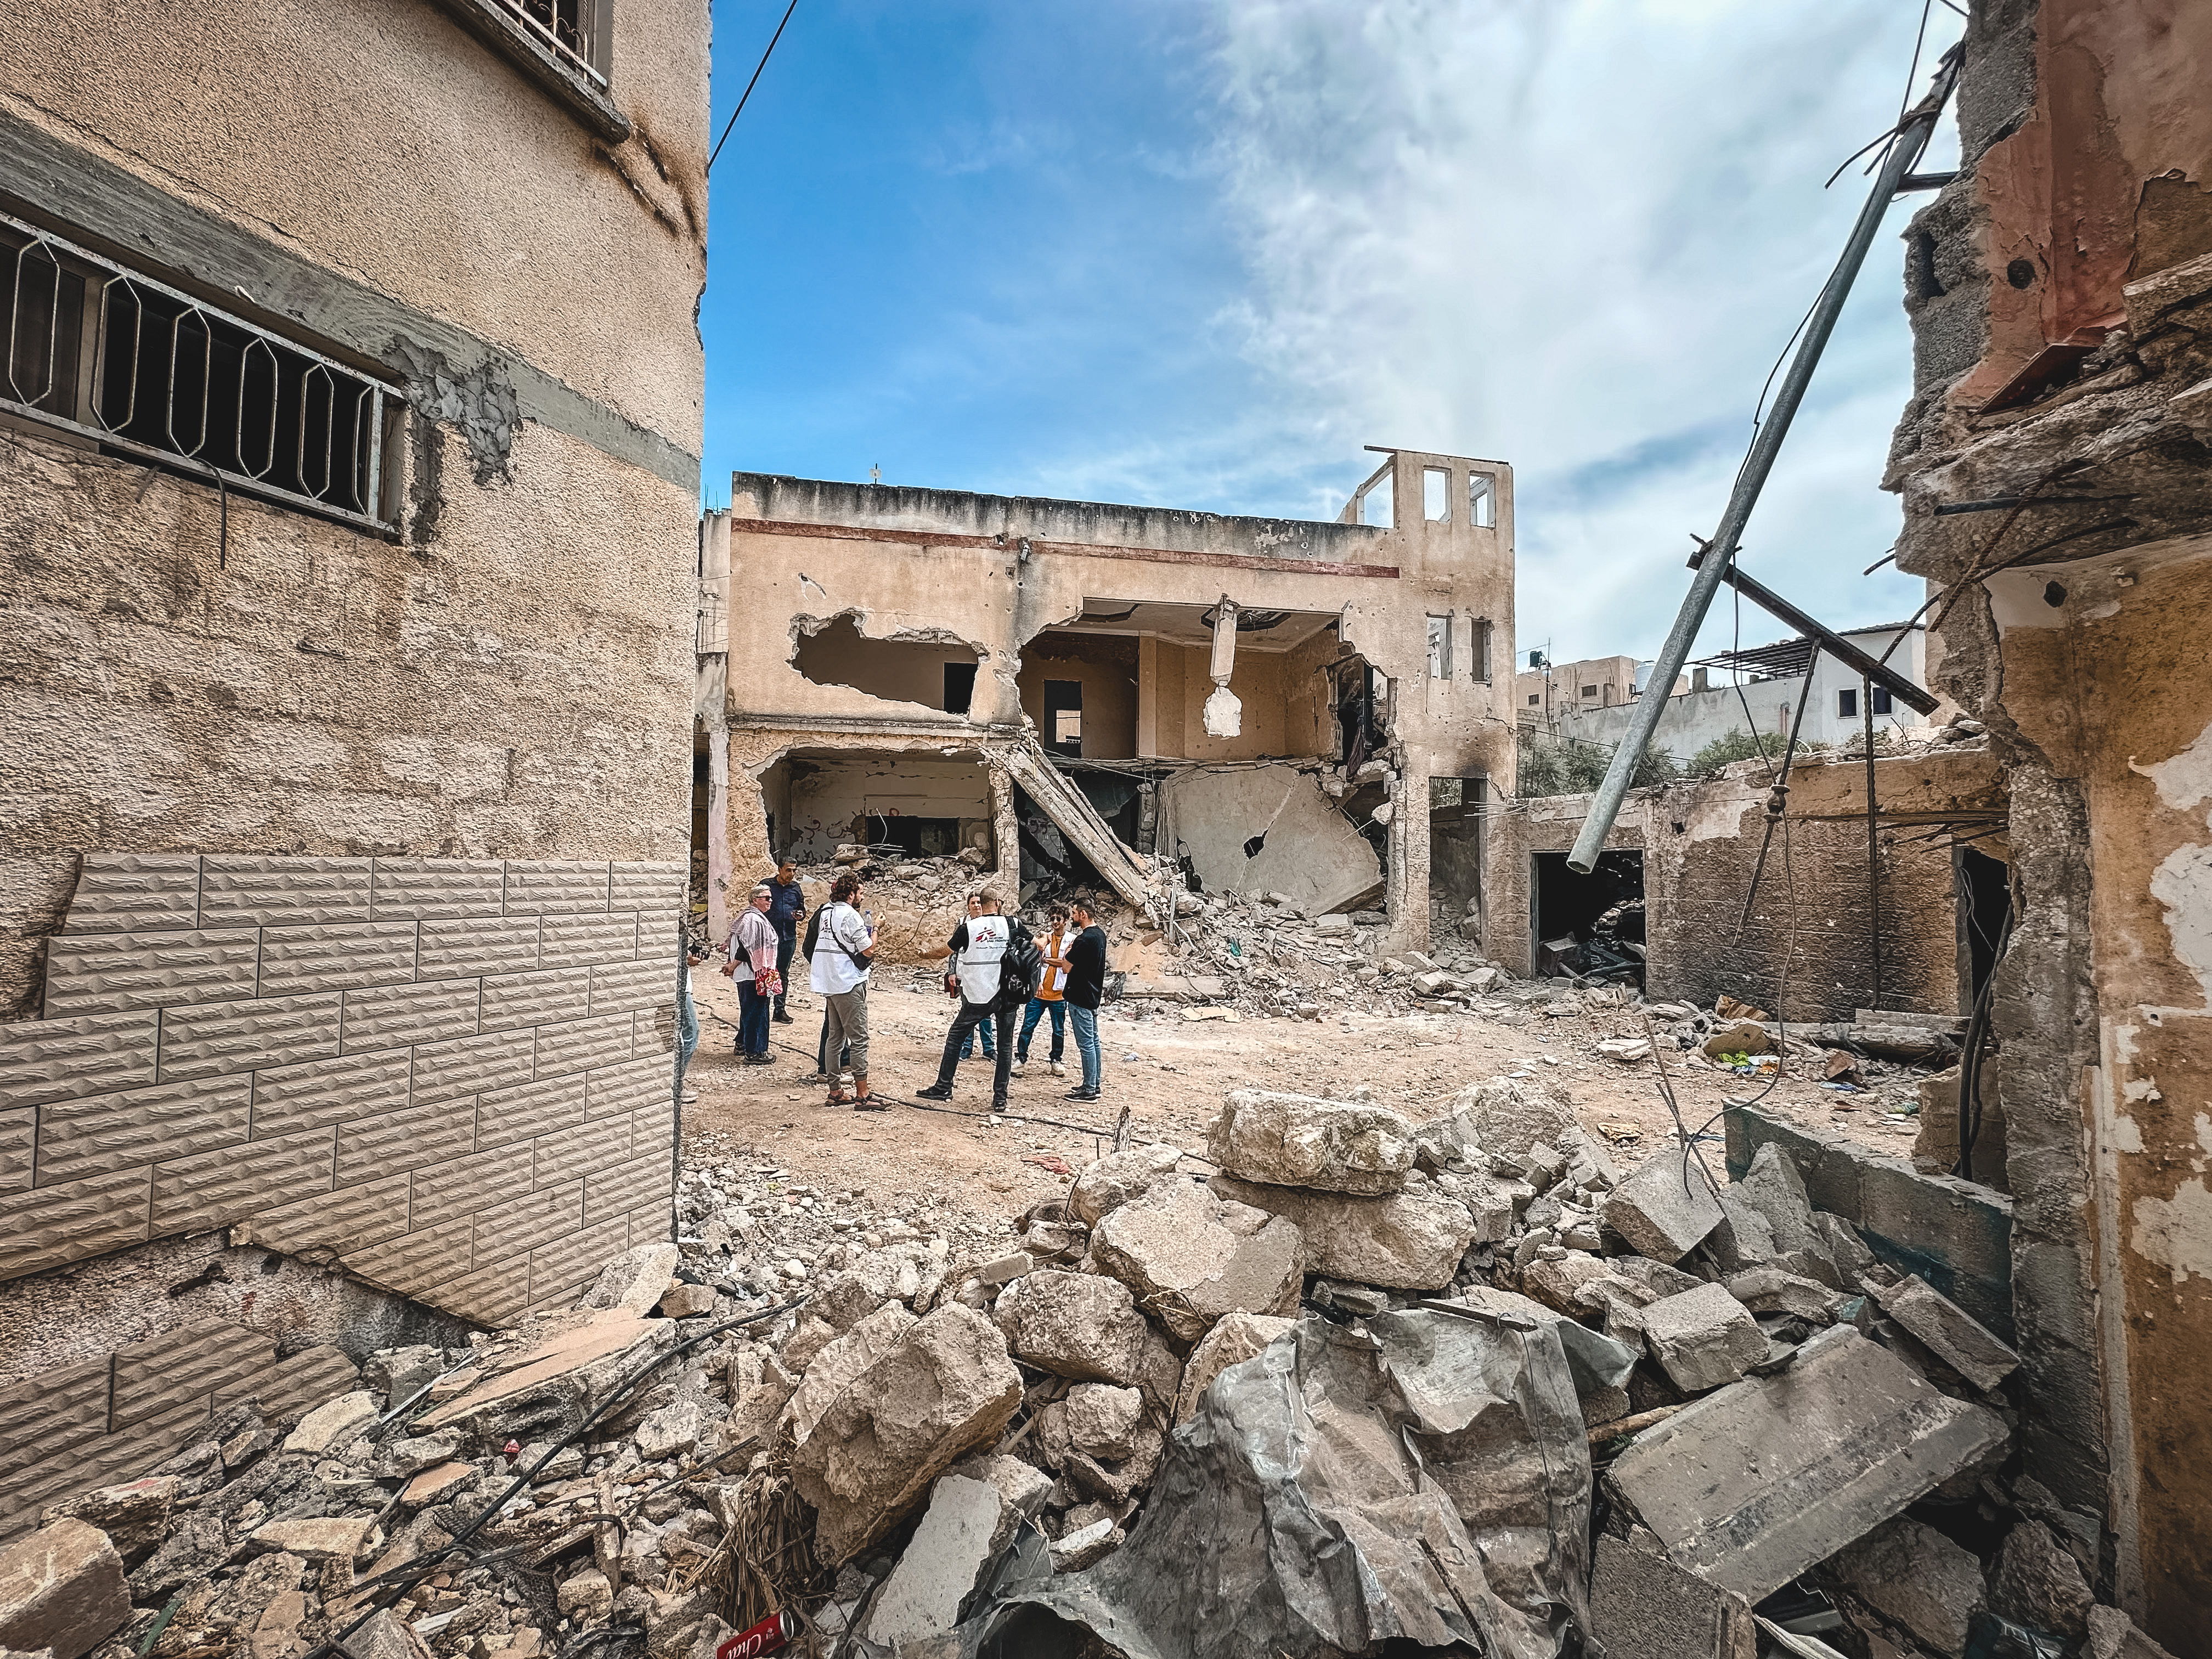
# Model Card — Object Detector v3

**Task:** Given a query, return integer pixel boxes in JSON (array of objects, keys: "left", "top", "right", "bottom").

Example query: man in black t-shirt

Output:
[{"left": 1058, "top": 899, "right": 1108, "bottom": 1102}]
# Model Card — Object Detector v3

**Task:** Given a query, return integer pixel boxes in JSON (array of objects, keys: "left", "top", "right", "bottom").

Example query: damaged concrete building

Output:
[
  {"left": 0, "top": 0, "right": 706, "bottom": 1537},
  {"left": 1881, "top": 2, "right": 2212, "bottom": 1647},
  {"left": 695, "top": 449, "right": 1515, "bottom": 953}
]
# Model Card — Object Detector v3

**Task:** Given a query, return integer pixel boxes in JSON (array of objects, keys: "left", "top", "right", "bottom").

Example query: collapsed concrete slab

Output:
[
  {"left": 1157, "top": 762, "right": 1384, "bottom": 918},
  {"left": 1826, "top": 1515, "right": 1986, "bottom": 1658},
  {"left": 857, "top": 1475, "right": 1003, "bottom": 1651},
  {"left": 1607, "top": 1325, "right": 2010, "bottom": 1602},
  {"left": 1601, "top": 1149, "right": 1725, "bottom": 1263},
  {"left": 1588, "top": 1531, "right": 1757, "bottom": 1659},
  {"left": 0, "top": 1519, "right": 130, "bottom": 1659},
  {"left": 1867, "top": 1275, "right": 2021, "bottom": 1393},
  {"left": 1210, "top": 1172, "right": 1479, "bottom": 1289},
  {"left": 1090, "top": 1178, "right": 1302, "bottom": 1344},
  {"left": 1207, "top": 1090, "right": 1416, "bottom": 1194}
]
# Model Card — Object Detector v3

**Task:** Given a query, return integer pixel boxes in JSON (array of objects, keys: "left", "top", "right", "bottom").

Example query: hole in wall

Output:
[
  {"left": 792, "top": 613, "right": 983, "bottom": 714},
  {"left": 2043, "top": 580, "right": 2068, "bottom": 607},
  {"left": 2006, "top": 257, "right": 2037, "bottom": 290},
  {"left": 1243, "top": 832, "right": 1268, "bottom": 859}
]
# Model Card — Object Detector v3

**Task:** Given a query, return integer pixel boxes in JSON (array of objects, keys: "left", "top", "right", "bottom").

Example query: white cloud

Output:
[{"left": 1189, "top": 0, "right": 1962, "bottom": 661}]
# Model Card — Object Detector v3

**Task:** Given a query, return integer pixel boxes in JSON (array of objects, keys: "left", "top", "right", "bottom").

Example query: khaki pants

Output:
[{"left": 823, "top": 986, "right": 870, "bottom": 1079}]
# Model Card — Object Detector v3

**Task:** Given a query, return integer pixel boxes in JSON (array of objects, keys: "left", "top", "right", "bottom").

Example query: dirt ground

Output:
[{"left": 682, "top": 962, "right": 1929, "bottom": 1225}]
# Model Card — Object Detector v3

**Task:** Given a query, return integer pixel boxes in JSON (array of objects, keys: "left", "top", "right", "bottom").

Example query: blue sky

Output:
[{"left": 702, "top": 0, "right": 1962, "bottom": 665}]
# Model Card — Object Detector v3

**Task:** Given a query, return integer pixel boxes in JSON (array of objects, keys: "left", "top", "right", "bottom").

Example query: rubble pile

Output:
[{"left": 3, "top": 1075, "right": 2166, "bottom": 1659}]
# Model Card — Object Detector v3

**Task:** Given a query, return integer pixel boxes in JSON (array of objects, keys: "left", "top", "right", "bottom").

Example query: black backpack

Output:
[{"left": 996, "top": 919, "right": 1043, "bottom": 1011}]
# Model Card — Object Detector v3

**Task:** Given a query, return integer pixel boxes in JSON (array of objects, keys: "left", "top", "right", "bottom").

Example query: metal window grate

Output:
[
  {"left": 2, "top": 210, "right": 398, "bottom": 533},
  {"left": 496, "top": 0, "right": 602, "bottom": 80}
]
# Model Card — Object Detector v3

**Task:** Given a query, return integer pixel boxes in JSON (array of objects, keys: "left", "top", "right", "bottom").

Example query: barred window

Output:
[
  {"left": 2, "top": 211, "right": 400, "bottom": 533},
  {"left": 498, "top": 0, "right": 604, "bottom": 80}
]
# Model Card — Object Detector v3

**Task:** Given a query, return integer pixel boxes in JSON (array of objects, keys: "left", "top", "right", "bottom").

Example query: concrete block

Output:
[
  {"left": 861, "top": 1475, "right": 1003, "bottom": 1650},
  {"left": 531, "top": 1120, "right": 631, "bottom": 1190},
  {"left": 1607, "top": 1326, "right": 2010, "bottom": 1602},
  {"left": 34, "top": 1075, "right": 249, "bottom": 1186},
  {"left": 408, "top": 1144, "right": 532, "bottom": 1231},
  {"left": 1090, "top": 1176, "right": 1303, "bottom": 1342},
  {"left": 1990, "top": 1520, "right": 2092, "bottom": 1645},
  {"left": 417, "top": 915, "right": 540, "bottom": 981},
  {"left": 532, "top": 1013, "right": 634, "bottom": 1080},
  {"left": 587, "top": 957, "right": 672, "bottom": 1018},
  {"left": 240, "top": 1173, "right": 410, "bottom": 1257},
  {"left": 336, "top": 978, "right": 478, "bottom": 1054},
  {"left": 152, "top": 1127, "right": 334, "bottom": 1235},
  {"left": 1737, "top": 1143, "right": 1830, "bottom": 1263},
  {"left": 0, "top": 1516, "right": 130, "bottom": 1659},
  {"left": 256, "top": 921, "right": 419, "bottom": 999},
  {"left": 503, "top": 861, "right": 611, "bottom": 916},
  {"left": 610, "top": 861, "right": 687, "bottom": 913},
  {"left": 1208, "top": 1090, "right": 1415, "bottom": 1194},
  {"left": 540, "top": 911, "right": 640, "bottom": 968},
  {"left": 111, "top": 1317, "right": 276, "bottom": 1430},
  {"left": 1868, "top": 1276, "right": 2020, "bottom": 1392},
  {"left": 38, "top": 1476, "right": 181, "bottom": 1562},
  {"left": 282, "top": 1390, "right": 378, "bottom": 1455},
  {"left": 367, "top": 858, "right": 505, "bottom": 922},
  {"left": 0, "top": 1011, "right": 159, "bottom": 1114},
  {"left": 250, "top": 1045, "right": 412, "bottom": 1139},
  {"left": 58, "top": 853, "right": 200, "bottom": 935},
  {"left": 0, "top": 1167, "right": 153, "bottom": 1280},
  {"left": 1724, "top": 1107, "right": 2013, "bottom": 1341},
  {"left": 247, "top": 1514, "right": 375, "bottom": 1561},
  {"left": 198, "top": 856, "right": 371, "bottom": 928},
  {"left": 1723, "top": 1267, "right": 1835, "bottom": 1324},
  {"left": 582, "top": 1152, "right": 670, "bottom": 1226},
  {"left": 583, "top": 1060, "right": 668, "bottom": 1126},
  {"left": 1601, "top": 1149, "right": 1725, "bottom": 1263},
  {"left": 1211, "top": 1171, "right": 1479, "bottom": 1289},
  {"left": 1827, "top": 1515, "right": 1984, "bottom": 1657},
  {"left": 42, "top": 930, "right": 261, "bottom": 1018},
  {"left": 476, "top": 1073, "right": 588, "bottom": 1151},
  {"left": 411, "top": 1026, "right": 535, "bottom": 1108},
  {"left": 0, "top": 1108, "right": 29, "bottom": 1194},
  {"left": 1641, "top": 1282, "right": 1768, "bottom": 1393},
  {"left": 1588, "top": 1531, "right": 1757, "bottom": 1659},
  {"left": 155, "top": 992, "right": 340, "bottom": 1084},
  {"left": 480, "top": 966, "right": 594, "bottom": 1032},
  {"left": 337, "top": 1099, "right": 475, "bottom": 1187}
]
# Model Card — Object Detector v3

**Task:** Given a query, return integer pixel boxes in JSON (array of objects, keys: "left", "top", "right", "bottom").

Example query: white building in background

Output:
[{"left": 1542, "top": 624, "right": 1933, "bottom": 762}]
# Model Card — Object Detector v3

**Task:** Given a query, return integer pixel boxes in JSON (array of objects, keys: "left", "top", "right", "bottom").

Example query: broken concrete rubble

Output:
[
  {"left": 1089, "top": 1176, "right": 1304, "bottom": 1342},
  {"left": 857, "top": 1474, "right": 1004, "bottom": 1651},
  {"left": 1588, "top": 1530, "right": 1757, "bottom": 1659},
  {"left": 1171, "top": 1311, "right": 1295, "bottom": 1425},
  {"left": 1869, "top": 1274, "right": 2021, "bottom": 1393},
  {"left": 1827, "top": 1515, "right": 1987, "bottom": 1658},
  {"left": 1210, "top": 1170, "right": 1479, "bottom": 1288},
  {"left": 1639, "top": 1281, "right": 1769, "bottom": 1393},
  {"left": 1065, "top": 1143, "right": 1184, "bottom": 1227},
  {"left": 1206, "top": 1089, "right": 1416, "bottom": 1194},
  {"left": 1600, "top": 1148, "right": 1724, "bottom": 1263},
  {"left": 0, "top": 1518, "right": 128, "bottom": 1659}
]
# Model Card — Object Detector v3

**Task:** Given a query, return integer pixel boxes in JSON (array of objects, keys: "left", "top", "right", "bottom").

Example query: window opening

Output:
[
  {"left": 1528, "top": 693, "right": 1541, "bottom": 706},
  {"left": 1582, "top": 685, "right": 1599, "bottom": 700},
  {"left": 1471, "top": 619, "right": 1493, "bottom": 683},
  {"left": 1837, "top": 687, "right": 1859, "bottom": 719},
  {"left": 2, "top": 212, "right": 398, "bottom": 532},
  {"left": 1423, "top": 467, "right": 1449, "bottom": 522},
  {"left": 943, "top": 662, "right": 977, "bottom": 715},
  {"left": 1426, "top": 615, "right": 1453, "bottom": 680},
  {"left": 1870, "top": 685, "right": 1893, "bottom": 716},
  {"left": 496, "top": 0, "right": 605, "bottom": 80},
  {"left": 1361, "top": 470, "right": 1394, "bottom": 527},
  {"left": 1469, "top": 472, "right": 1496, "bottom": 529},
  {"left": 1043, "top": 679, "right": 1084, "bottom": 758}
]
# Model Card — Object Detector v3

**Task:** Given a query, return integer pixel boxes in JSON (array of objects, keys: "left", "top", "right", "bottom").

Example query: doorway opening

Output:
[
  {"left": 1531, "top": 849, "right": 1645, "bottom": 985},
  {"left": 1429, "top": 776, "right": 1487, "bottom": 945},
  {"left": 1957, "top": 845, "right": 2011, "bottom": 1006}
]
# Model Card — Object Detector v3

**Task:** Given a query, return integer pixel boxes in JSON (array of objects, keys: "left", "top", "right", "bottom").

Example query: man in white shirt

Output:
[
  {"left": 808, "top": 870, "right": 879, "bottom": 1109},
  {"left": 917, "top": 888, "right": 1019, "bottom": 1110}
]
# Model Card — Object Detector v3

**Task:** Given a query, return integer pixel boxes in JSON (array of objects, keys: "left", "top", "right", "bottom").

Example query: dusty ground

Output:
[{"left": 682, "top": 963, "right": 1931, "bottom": 1223}]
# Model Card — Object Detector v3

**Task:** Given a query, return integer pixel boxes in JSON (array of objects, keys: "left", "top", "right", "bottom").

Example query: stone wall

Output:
[{"left": 0, "top": 851, "right": 683, "bottom": 1538}]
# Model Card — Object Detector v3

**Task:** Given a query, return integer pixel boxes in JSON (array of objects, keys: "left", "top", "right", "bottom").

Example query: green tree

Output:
[{"left": 1516, "top": 735, "right": 1675, "bottom": 799}]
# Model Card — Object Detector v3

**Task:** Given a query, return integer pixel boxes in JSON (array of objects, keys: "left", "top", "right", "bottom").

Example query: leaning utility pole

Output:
[{"left": 1567, "top": 47, "right": 1962, "bottom": 873}]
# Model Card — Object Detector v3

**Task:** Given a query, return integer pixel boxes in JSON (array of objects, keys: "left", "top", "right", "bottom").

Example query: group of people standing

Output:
[{"left": 711, "top": 859, "right": 1110, "bottom": 1112}]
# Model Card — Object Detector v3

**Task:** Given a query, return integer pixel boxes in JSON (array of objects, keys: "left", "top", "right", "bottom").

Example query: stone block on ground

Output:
[
  {"left": 787, "top": 1303, "right": 917, "bottom": 1447},
  {"left": 282, "top": 1390, "right": 377, "bottom": 1455},
  {"left": 1990, "top": 1520, "right": 2093, "bottom": 1645},
  {"left": 1607, "top": 1325, "right": 2010, "bottom": 1602},
  {"left": 1600, "top": 1150, "right": 1724, "bottom": 1263},
  {"left": 792, "top": 1304, "right": 1023, "bottom": 1564},
  {"left": 1867, "top": 1276, "right": 2020, "bottom": 1392},
  {"left": 0, "top": 1520, "right": 129, "bottom": 1659},
  {"left": 1063, "top": 1385, "right": 1145, "bottom": 1462},
  {"left": 1066, "top": 1144, "right": 1184, "bottom": 1227},
  {"left": 656, "top": 1281, "right": 716, "bottom": 1319},
  {"left": 583, "top": 1243, "right": 681, "bottom": 1315},
  {"left": 247, "top": 1516, "right": 376, "bottom": 1563},
  {"left": 1826, "top": 1516, "right": 1984, "bottom": 1658},
  {"left": 1210, "top": 1172, "right": 1478, "bottom": 1289},
  {"left": 1172, "top": 1312, "right": 1295, "bottom": 1424},
  {"left": 1207, "top": 1090, "right": 1415, "bottom": 1194},
  {"left": 992, "top": 1271, "right": 1181, "bottom": 1410},
  {"left": 858, "top": 1475, "right": 1003, "bottom": 1651},
  {"left": 1443, "top": 1075, "right": 1577, "bottom": 1160},
  {"left": 1588, "top": 1531, "right": 1757, "bottom": 1659},
  {"left": 37, "top": 1479, "right": 177, "bottom": 1565},
  {"left": 1641, "top": 1282, "right": 1768, "bottom": 1393},
  {"left": 1089, "top": 1177, "right": 1302, "bottom": 1342}
]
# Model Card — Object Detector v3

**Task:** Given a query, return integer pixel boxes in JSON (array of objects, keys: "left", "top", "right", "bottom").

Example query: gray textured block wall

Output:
[{"left": 0, "top": 851, "right": 686, "bottom": 1536}]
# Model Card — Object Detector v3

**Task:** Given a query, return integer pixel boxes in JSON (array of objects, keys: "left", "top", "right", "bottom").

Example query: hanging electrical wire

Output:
[{"left": 707, "top": 0, "right": 800, "bottom": 174}]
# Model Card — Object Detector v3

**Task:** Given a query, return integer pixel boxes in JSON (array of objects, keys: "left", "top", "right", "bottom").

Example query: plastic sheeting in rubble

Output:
[{"left": 955, "top": 1308, "right": 1589, "bottom": 1659}]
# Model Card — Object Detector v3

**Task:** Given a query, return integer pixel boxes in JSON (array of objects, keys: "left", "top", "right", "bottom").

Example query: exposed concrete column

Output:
[
  {"left": 987, "top": 756, "right": 1022, "bottom": 896},
  {"left": 1385, "top": 748, "right": 1431, "bottom": 957},
  {"left": 724, "top": 753, "right": 774, "bottom": 942},
  {"left": 1203, "top": 597, "right": 1242, "bottom": 738},
  {"left": 696, "top": 651, "right": 734, "bottom": 946},
  {"left": 1136, "top": 634, "right": 1160, "bottom": 757}
]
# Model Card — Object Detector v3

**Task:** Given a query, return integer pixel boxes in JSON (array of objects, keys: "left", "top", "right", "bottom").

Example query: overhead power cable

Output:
[{"left": 707, "top": 0, "right": 800, "bottom": 174}]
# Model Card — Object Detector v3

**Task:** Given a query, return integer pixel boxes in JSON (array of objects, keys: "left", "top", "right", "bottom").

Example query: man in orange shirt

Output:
[{"left": 1013, "top": 903, "right": 1070, "bottom": 1079}]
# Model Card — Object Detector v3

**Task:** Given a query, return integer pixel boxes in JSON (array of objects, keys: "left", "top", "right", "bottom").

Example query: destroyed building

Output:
[
  {"left": 693, "top": 449, "right": 1516, "bottom": 953},
  {"left": 1881, "top": 1, "right": 2212, "bottom": 1647},
  {"left": 0, "top": 0, "right": 706, "bottom": 1539}
]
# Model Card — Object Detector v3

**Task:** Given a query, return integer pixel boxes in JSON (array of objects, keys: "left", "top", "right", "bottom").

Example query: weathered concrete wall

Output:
[
  {"left": 1018, "top": 635, "right": 1141, "bottom": 760},
  {"left": 1885, "top": 4, "right": 2212, "bottom": 1645},
  {"left": 713, "top": 449, "right": 1516, "bottom": 957},
  {"left": 782, "top": 755, "right": 995, "bottom": 864},
  {"left": 1493, "top": 748, "right": 2003, "bottom": 1023}
]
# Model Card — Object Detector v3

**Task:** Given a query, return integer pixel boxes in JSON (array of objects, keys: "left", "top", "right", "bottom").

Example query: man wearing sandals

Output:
[{"left": 809, "top": 870, "right": 881, "bottom": 1109}]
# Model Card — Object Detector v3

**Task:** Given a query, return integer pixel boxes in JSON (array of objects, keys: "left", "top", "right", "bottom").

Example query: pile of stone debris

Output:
[{"left": 2, "top": 1081, "right": 2169, "bottom": 1659}]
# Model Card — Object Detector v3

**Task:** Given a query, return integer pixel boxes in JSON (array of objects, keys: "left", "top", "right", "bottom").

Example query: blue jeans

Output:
[
  {"left": 678, "top": 981, "right": 700, "bottom": 1082},
  {"left": 958, "top": 1017, "right": 997, "bottom": 1059},
  {"left": 1018, "top": 998, "right": 1065, "bottom": 1062},
  {"left": 1069, "top": 1003, "right": 1101, "bottom": 1093},
  {"left": 736, "top": 979, "right": 771, "bottom": 1057}
]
